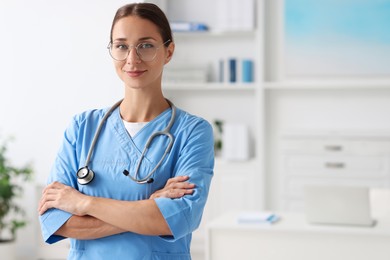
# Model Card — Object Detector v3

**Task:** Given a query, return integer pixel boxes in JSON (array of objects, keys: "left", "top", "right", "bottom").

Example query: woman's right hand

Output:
[
  {"left": 38, "top": 181, "right": 91, "bottom": 216},
  {"left": 150, "top": 175, "right": 195, "bottom": 199}
]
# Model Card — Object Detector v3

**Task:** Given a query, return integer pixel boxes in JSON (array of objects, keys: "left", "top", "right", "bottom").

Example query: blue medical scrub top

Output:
[{"left": 39, "top": 103, "right": 214, "bottom": 260}]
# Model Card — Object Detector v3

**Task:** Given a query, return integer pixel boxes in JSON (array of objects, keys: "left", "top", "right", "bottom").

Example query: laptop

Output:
[{"left": 304, "top": 185, "right": 375, "bottom": 227}]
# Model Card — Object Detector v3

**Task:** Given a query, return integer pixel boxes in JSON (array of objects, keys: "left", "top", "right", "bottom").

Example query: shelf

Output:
[
  {"left": 215, "top": 157, "right": 258, "bottom": 172},
  {"left": 215, "top": 157, "right": 257, "bottom": 166},
  {"left": 264, "top": 79, "right": 390, "bottom": 90},
  {"left": 173, "top": 30, "right": 257, "bottom": 40},
  {"left": 163, "top": 82, "right": 257, "bottom": 91}
]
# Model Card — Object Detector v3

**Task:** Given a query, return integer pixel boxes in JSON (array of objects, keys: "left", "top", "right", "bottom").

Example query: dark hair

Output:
[{"left": 110, "top": 3, "right": 173, "bottom": 46}]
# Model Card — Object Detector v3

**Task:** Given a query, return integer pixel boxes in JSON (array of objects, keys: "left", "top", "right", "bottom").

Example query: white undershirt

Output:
[{"left": 122, "top": 120, "right": 148, "bottom": 137}]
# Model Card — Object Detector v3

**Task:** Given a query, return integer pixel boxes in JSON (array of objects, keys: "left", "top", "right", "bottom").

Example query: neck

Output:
[{"left": 119, "top": 91, "right": 169, "bottom": 122}]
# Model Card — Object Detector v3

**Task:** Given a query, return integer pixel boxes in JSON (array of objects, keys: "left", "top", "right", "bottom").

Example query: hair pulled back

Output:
[{"left": 110, "top": 3, "right": 173, "bottom": 46}]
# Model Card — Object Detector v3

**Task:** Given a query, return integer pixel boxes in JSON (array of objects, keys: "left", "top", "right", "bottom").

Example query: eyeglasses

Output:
[{"left": 107, "top": 39, "right": 171, "bottom": 62}]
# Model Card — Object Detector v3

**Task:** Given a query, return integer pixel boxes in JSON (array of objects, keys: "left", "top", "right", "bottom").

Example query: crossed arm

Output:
[{"left": 38, "top": 176, "right": 194, "bottom": 240}]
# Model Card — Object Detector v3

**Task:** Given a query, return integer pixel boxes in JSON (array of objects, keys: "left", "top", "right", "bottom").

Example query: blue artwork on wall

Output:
[{"left": 284, "top": 0, "right": 390, "bottom": 78}]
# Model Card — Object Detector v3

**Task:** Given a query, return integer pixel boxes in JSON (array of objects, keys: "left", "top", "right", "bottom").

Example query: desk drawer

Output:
[
  {"left": 284, "top": 154, "right": 389, "bottom": 178},
  {"left": 282, "top": 138, "right": 390, "bottom": 155},
  {"left": 277, "top": 133, "right": 390, "bottom": 212}
]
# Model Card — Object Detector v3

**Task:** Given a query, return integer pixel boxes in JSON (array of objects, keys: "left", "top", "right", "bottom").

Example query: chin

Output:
[{"left": 126, "top": 83, "right": 144, "bottom": 90}]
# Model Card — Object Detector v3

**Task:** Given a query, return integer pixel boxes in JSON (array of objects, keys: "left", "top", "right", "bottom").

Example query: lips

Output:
[{"left": 125, "top": 70, "right": 146, "bottom": 77}]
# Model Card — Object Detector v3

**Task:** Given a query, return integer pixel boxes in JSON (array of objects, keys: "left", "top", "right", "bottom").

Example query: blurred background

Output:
[{"left": 1, "top": 0, "right": 390, "bottom": 259}]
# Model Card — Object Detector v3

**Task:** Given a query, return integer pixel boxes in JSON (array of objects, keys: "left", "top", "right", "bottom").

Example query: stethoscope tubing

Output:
[
  {"left": 84, "top": 99, "right": 123, "bottom": 167},
  {"left": 78, "top": 99, "right": 176, "bottom": 185}
]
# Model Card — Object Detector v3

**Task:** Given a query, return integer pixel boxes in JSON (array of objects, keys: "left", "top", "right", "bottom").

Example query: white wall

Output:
[{"left": 0, "top": 1, "right": 135, "bottom": 258}]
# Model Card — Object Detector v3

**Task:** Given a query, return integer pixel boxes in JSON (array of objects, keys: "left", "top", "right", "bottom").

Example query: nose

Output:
[{"left": 126, "top": 47, "right": 141, "bottom": 64}]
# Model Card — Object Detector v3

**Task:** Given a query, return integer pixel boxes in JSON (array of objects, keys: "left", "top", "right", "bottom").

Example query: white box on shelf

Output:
[
  {"left": 216, "top": 0, "right": 255, "bottom": 32},
  {"left": 163, "top": 65, "right": 208, "bottom": 83},
  {"left": 222, "top": 123, "right": 250, "bottom": 161}
]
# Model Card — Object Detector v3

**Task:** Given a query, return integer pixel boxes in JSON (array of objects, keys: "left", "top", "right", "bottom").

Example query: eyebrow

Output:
[{"left": 113, "top": 37, "right": 158, "bottom": 42}]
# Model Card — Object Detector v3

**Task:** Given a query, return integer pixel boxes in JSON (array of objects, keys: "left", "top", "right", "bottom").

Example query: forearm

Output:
[
  {"left": 39, "top": 182, "right": 172, "bottom": 237},
  {"left": 55, "top": 215, "right": 125, "bottom": 240},
  {"left": 86, "top": 197, "right": 171, "bottom": 236}
]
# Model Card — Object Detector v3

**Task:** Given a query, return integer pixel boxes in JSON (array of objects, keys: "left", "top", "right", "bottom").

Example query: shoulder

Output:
[
  {"left": 62, "top": 105, "right": 114, "bottom": 146},
  {"left": 71, "top": 106, "right": 111, "bottom": 127},
  {"left": 63, "top": 106, "right": 114, "bottom": 141},
  {"left": 174, "top": 107, "right": 213, "bottom": 139},
  {"left": 175, "top": 107, "right": 211, "bottom": 127}
]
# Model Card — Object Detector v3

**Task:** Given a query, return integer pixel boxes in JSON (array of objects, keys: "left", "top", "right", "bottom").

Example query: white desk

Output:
[{"left": 207, "top": 190, "right": 390, "bottom": 260}]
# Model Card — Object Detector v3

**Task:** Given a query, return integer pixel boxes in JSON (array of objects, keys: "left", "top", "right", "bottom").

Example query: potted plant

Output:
[
  {"left": 213, "top": 119, "right": 224, "bottom": 157},
  {"left": 0, "top": 137, "right": 33, "bottom": 257}
]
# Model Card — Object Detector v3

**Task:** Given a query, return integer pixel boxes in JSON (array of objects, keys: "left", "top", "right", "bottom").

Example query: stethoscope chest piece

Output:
[{"left": 77, "top": 166, "right": 95, "bottom": 185}]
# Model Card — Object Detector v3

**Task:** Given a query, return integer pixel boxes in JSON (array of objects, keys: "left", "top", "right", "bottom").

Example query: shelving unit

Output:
[
  {"left": 149, "top": 0, "right": 264, "bottom": 259},
  {"left": 158, "top": 0, "right": 264, "bottom": 170},
  {"left": 264, "top": 80, "right": 390, "bottom": 90},
  {"left": 163, "top": 82, "right": 257, "bottom": 91},
  {"left": 173, "top": 30, "right": 257, "bottom": 39}
]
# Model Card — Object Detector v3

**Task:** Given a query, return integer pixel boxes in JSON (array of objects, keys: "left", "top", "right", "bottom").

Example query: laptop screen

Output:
[{"left": 304, "top": 185, "right": 375, "bottom": 227}]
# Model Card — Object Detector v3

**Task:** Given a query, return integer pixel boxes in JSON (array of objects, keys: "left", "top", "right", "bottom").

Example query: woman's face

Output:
[{"left": 111, "top": 16, "right": 173, "bottom": 90}]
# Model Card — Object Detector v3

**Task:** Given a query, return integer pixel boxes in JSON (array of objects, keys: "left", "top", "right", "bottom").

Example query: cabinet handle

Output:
[
  {"left": 324, "top": 145, "right": 343, "bottom": 152},
  {"left": 324, "top": 162, "right": 345, "bottom": 169}
]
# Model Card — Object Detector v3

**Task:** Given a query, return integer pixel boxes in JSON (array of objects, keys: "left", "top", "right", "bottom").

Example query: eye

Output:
[
  {"left": 138, "top": 43, "right": 155, "bottom": 49},
  {"left": 113, "top": 43, "right": 128, "bottom": 51}
]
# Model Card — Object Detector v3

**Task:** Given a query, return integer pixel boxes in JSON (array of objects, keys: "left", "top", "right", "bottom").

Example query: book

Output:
[
  {"left": 228, "top": 58, "right": 237, "bottom": 83},
  {"left": 170, "top": 22, "right": 208, "bottom": 32},
  {"left": 237, "top": 212, "right": 280, "bottom": 225},
  {"left": 242, "top": 59, "right": 254, "bottom": 83}
]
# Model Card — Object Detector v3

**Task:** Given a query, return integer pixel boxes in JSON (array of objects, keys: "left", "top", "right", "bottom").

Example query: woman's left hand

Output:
[
  {"left": 38, "top": 181, "right": 91, "bottom": 216},
  {"left": 150, "top": 175, "right": 195, "bottom": 199}
]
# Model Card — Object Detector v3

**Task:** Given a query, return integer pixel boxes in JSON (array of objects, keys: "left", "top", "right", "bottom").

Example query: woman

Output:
[{"left": 38, "top": 3, "right": 214, "bottom": 259}]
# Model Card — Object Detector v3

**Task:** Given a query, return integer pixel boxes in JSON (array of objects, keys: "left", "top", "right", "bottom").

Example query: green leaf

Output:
[{"left": 0, "top": 136, "right": 33, "bottom": 239}]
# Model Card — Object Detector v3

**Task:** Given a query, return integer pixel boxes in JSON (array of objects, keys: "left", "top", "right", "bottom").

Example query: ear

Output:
[{"left": 164, "top": 42, "right": 175, "bottom": 65}]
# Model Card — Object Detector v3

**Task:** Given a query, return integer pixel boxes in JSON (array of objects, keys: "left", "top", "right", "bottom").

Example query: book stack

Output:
[{"left": 219, "top": 58, "right": 254, "bottom": 83}]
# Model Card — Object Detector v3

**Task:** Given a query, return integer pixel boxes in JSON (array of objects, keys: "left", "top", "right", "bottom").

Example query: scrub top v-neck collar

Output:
[{"left": 108, "top": 106, "right": 174, "bottom": 158}]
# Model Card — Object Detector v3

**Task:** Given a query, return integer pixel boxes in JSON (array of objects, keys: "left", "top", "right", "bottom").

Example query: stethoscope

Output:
[{"left": 77, "top": 99, "right": 176, "bottom": 185}]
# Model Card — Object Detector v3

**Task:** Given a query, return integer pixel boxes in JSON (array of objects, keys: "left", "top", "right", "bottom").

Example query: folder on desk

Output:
[{"left": 237, "top": 212, "right": 280, "bottom": 224}]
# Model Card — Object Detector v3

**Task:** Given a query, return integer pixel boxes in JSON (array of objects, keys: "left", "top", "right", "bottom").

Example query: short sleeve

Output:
[
  {"left": 39, "top": 117, "right": 80, "bottom": 244},
  {"left": 155, "top": 119, "right": 214, "bottom": 241}
]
